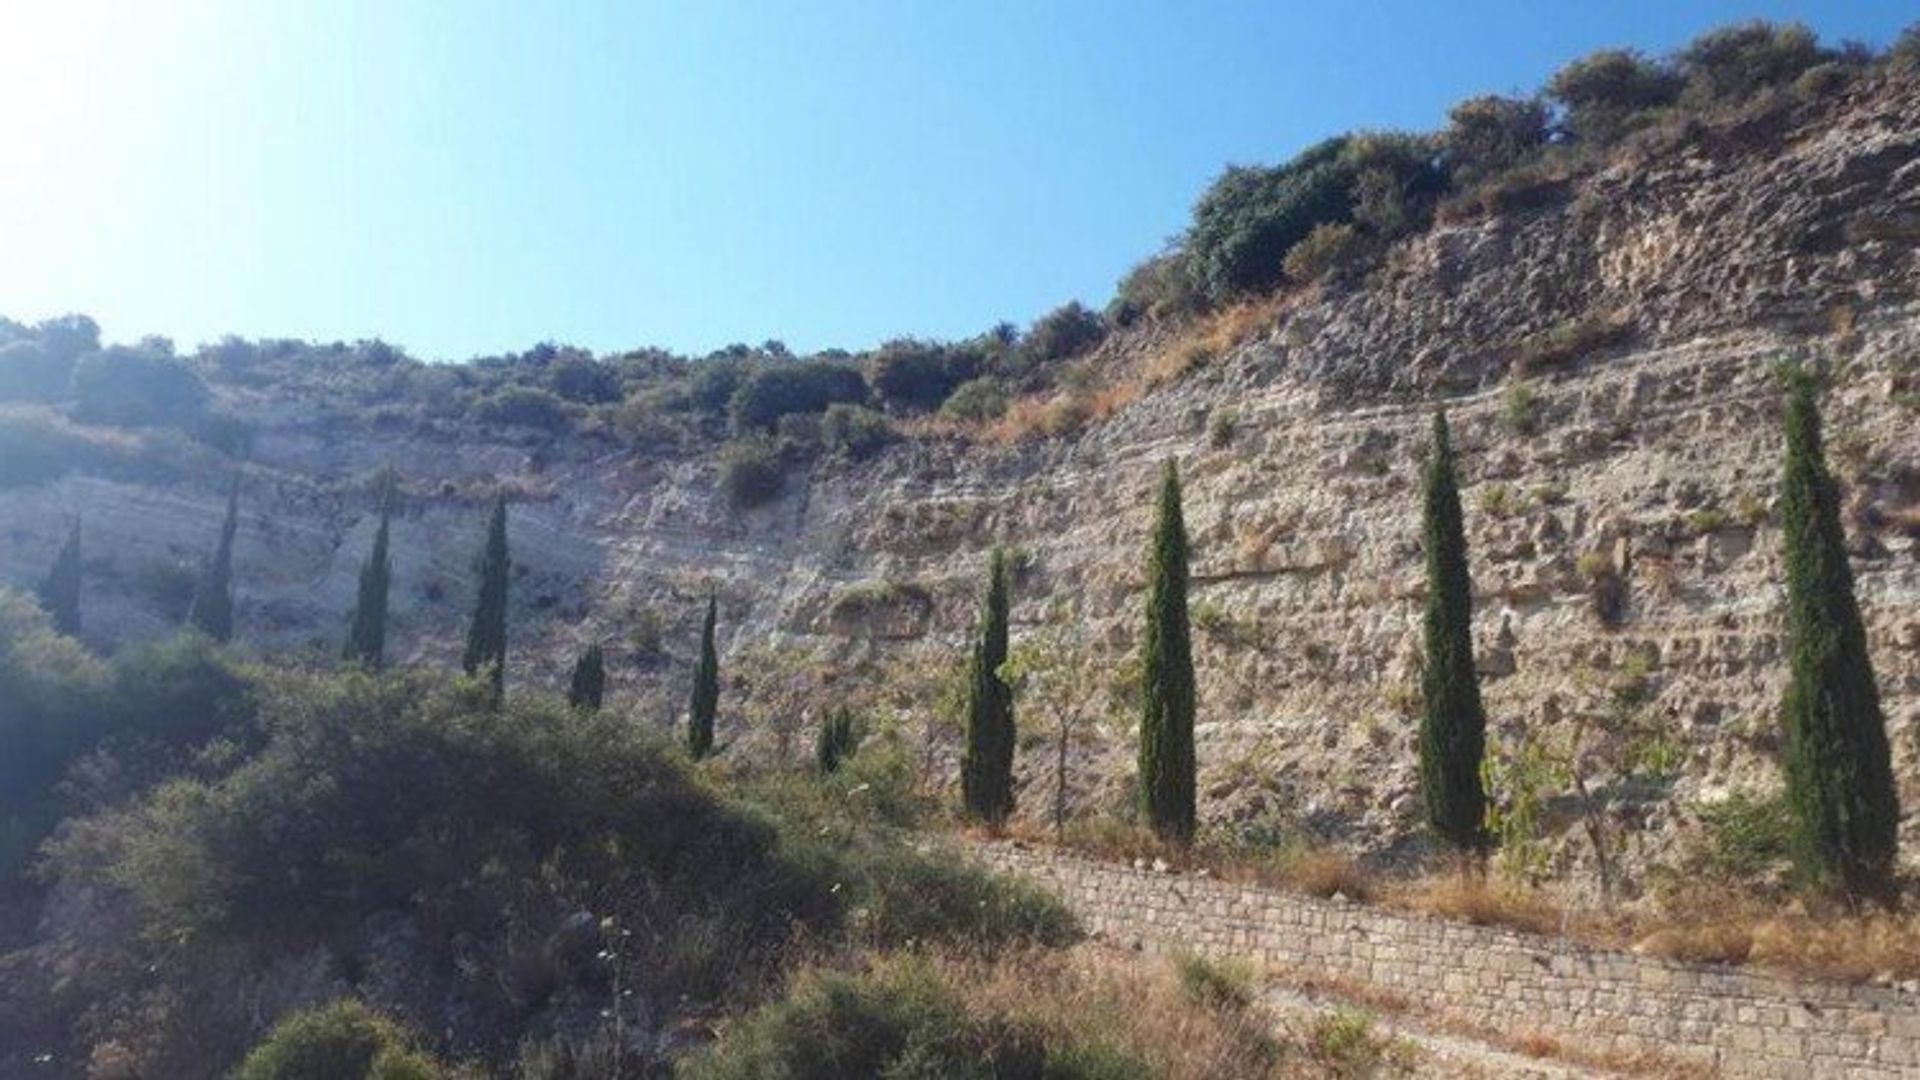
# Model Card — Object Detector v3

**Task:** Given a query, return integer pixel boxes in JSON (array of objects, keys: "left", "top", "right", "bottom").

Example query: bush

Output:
[
  {"left": 819, "top": 403, "right": 894, "bottom": 460},
  {"left": 474, "top": 386, "right": 572, "bottom": 433},
  {"left": 1677, "top": 20, "right": 1827, "bottom": 106},
  {"left": 1544, "top": 48, "right": 1683, "bottom": 145},
  {"left": 1022, "top": 302, "right": 1106, "bottom": 366},
  {"left": 1107, "top": 251, "right": 1202, "bottom": 326},
  {"left": 1342, "top": 131, "right": 1448, "bottom": 238},
  {"left": 1444, "top": 95, "right": 1549, "bottom": 182},
  {"left": 236, "top": 1000, "right": 444, "bottom": 1080},
  {"left": 1174, "top": 952, "right": 1257, "bottom": 1012},
  {"left": 0, "top": 340, "right": 73, "bottom": 403},
  {"left": 1693, "top": 790, "right": 1796, "bottom": 880},
  {"left": 866, "top": 339, "right": 981, "bottom": 413},
  {"left": 687, "top": 359, "right": 749, "bottom": 414},
  {"left": 939, "top": 378, "right": 1009, "bottom": 423},
  {"left": 1893, "top": 23, "right": 1920, "bottom": 72},
  {"left": 0, "top": 408, "right": 95, "bottom": 487},
  {"left": 69, "top": 345, "right": 210, "bottom": 428},
  {"left": 1281, "top": 222, "right": 1362, "bottom": 283},
  {"left": 1186, "top": 138, "right": 1355, "bottom": 302},
  {"left": 717, "top": 437, "right": 785, "bottom": 509},
  {"left": 0, "top": 589, "right": 110, "bottom": 875},
  {"left": 730, "top": 361, "right": 868, "bottom": 431},
  {"left": 546, "top": 357, "right": 622, "bottom": 404}
]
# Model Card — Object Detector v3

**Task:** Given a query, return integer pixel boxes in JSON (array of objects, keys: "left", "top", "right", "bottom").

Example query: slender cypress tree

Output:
[
  {"left": 960, "top": 547, "right": 1015, "bottom": 825},
  {"left": 1418, "top": 411, "right": 1488, "bottom": 855},
  {"left": 569, "top": 643, "right": 606, "bottom": 711},
  {"left": 687, "top": 594, "right": 720, "bottom": 759},
  {"left": 38, "top": 518, "right": 82, "bottom": 636},
  {"left": 1777, "top": 371, "right": 1898, "bottom": 904},
  {"left": 816, "top": 707, "right": 857, "bottom": 775},
  {"left": 461, "top": 495, "right": 510, "bottom": 702},
  {"left": 342, "top": 477, "right": 395, "bottom": 668},
  {"left": 187, "top": 475, "right": 241, "bottom": 642},
  {"left": 1139, "top": 460, "right": 1196, "bottom": 844}
]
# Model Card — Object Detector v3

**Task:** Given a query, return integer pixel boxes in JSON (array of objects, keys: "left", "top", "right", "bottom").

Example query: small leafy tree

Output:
[
  {"left": 688, "top": 594, "right": 720, "bottom": 759},
  {"left": 815, "top": 708, "right": 858, "bottom": 775},
  {"left": 1139, "top": 460, "right": 1196, "bottom": 844},
  {"left": 569, "top": 643, "right": 606, "bottom": 711},
  {"left": 1000, "top": 605, "right": 1110, "bottom": 836},
  {"left": 461, "top": 495, "right": 510, "bottom": 703},
  {"left": 38, "top": 519, "right": 82, "bottom": 636},
  {"left": 187, "top": 475, "right": 241, "bottom": 642},
  {"left": 1776, "top": 370, "right": 1898, "bottom": 904},
  {"left": 342, "top": 476, "right": 395, "bottom": 669},
  {"left": 960, "top": 548, "right": 1015, "bottom": 826},
  {"left": 1419, "top": 412, "right": 1488, "bottom": 858}
]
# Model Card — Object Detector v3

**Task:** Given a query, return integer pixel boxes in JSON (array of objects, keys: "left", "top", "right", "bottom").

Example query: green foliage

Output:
[
  {"left": 342, "top": 483, "right": 393, "bottom": 669},
  {"left": 461, "top": 495, "right": 510, "bottom": 702},
  {"left": 730, "top": 360, "right": 867, "bottom": 431},
  {"left": 187, "top": 476, "right": 241, "bottom": 643},
  {"left": 689, "top": 595, "right": 720, "bottom": 758},
  {"left": 1107, "top": 250, "right": 1202, "bottom": 326},
  {"left": 865, "top": 339, "right": 982, "bottom": 413},
  {"left": 1892, "top": 23, "right": 1920, "bottom": 71},
  {"left": 1677, "top": 20, "right": 1827, "bottom": 106},
  {"left": 960, "top": 549, "right": 1015, "bottom": 826},
  {"left": 1207, "top": 408, "right": 1237, "bottom": 449},
  {"left": 1694, "top": 791, "right": 1796, "bottom": 880},
  {"left": 1023, "top": 301, "right": 1107, "bottom": 365},
  {"left": 816, "top": 707, "right": 860, "bottom": 775},
  {"left": 567, "top": 643, "right": 605, "bottom": 711},
  {"left": 1186, "top": 137, "right": 1356, "bottom": 302},
  {"left": 69, "top": 344, "right": 210, "bottom": 428},
  {"left": 0, "top": 589, "right": 110, "bottom": 875},
  {"left": 545, "top": 355, "right": 622, "bottom": 404},
  {"left": 939, "top": 378, "right": 1009, "bottom": 423},
  {"left": 1775, "top": 372, "right": 1898, "bottom": 903},
  {"left": 475, "top": 385, "right": 572, "bottom": 433},
  {"left": 38, "top": 519, "right": 82, "bottom": 636},
  {"left": 0, "top": 339, "right": 73, "bottom": 403},
  {"left": 236, "top": 1000, "right": 444, "bottom": 1080},
  {"left": 1174, "top": 952, "right": 1257, "bottom": 1012},
  {"left": 1281, "top": 222, "right": 1362, "bottom": 283},
  {"left": 820, "top": 403, "right": 895, "bottom": 459},
  {"left": 1139, "top": 460, "right": 1196, "bottom": 844},
  {"left": 718, "top": 436, "right": 786, "bottom": 509},
  {"left": 1500, "top": 379, "right": 1544, "bottom": 435},
  {"left": 1444, "top": 95, "right": 1550, "bottom": 182},
  {"left": 1543, "top": 48, "right": 1682, "bottom": 145},
  {"left": 1480, "top": 730, "right": 1566, "bottom": 885},
  {"left": 1419, "top": 412, "right": 1488, "bottom": 853}
]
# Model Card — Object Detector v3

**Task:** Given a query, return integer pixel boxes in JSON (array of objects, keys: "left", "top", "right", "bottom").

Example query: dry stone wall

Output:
[{"left": 978, "top": 844, "right": 1920, "bottom": 1079}]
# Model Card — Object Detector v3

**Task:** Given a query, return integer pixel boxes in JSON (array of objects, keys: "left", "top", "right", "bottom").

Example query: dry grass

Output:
[
  {"left": 1280, "top": 851, "right": 1377, "bottom": 903},
  {"left": 1393, "top": 876, "right": 1569, "bottom": 937}
]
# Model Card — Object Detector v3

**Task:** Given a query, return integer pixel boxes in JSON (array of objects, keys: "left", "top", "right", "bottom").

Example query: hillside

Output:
[{"left": 4, "top": 49, "right": 1920, "bottom": 898}]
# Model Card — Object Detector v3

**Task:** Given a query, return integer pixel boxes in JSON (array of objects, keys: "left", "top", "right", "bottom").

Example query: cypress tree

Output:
[
  {"left": 1138, "top": 460, "right": 1196, "bottom": 844},
  {"left": 687, "top": 594, "right": 720, "bottom": 759},
  {"left": 816, "top": 707, "right": 857, "bottom": 775},
  {"left": 38, "top": 518, "right": 82, "bottom": 637},
  {"left": 960, "top": 547, "right": 1015, "bottom": 826},
  {"left": 461, "top": 495, "right": 510, "bottom": 702},
  {"left": 187, "top": 475, "right": 241, "bottom": 642},
  {"left": 569, "top": 643, "right": 606, "bottom": 711},
  {"left": 1777, "top": 371, "right": 1898, "bottom": 904},
  {"left": 342, "top": 477, "right": 395, "bottom": 668},
  {"left": 1418, "top": 411, "right": 1489, "bottom": 855}
]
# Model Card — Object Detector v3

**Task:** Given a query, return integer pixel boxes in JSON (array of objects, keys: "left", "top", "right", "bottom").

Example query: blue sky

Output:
[{"left": 0, "top": 1, "right": 1911, "bottom": 361}]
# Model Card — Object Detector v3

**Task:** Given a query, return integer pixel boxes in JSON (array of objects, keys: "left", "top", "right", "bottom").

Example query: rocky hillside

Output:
[{"left": 5, "top": 73, "right": 1919, "bottom": 888}]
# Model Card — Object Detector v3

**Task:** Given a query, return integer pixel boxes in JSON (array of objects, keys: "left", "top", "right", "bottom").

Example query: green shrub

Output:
[
  {"left": 475, "top": 385, "right": 572, "bottom": 433},
  {"left": 0, "top": 408, "right": 97, "bottom": 487},
  {"left": 236, "top": 1000, "right": 444, "bottom": 1080},
  {"left": 1693, "top": 791, "right": 1795, "bottom": 880},
  {"left": 820, "top": 403, "right": 894, "bottom": 459},
  {"left": 0, "top": 340, "right": 73, "bottom": 403},
  {"left": 1544, "top": 48, "right": 1682, "bottom": 145},
  {"left": 730, "top": 361, "right": 867, "bottom": 430},
  {"left": 1444, "top": 94, "right": 1549, "bottom": 182},
  {"left": 854, "top": 847, "right": 1078, "bottom": 951},
  {"left": 1107, "top": 251, "right": 1202, "bottom": 326},
  {"left": 717, "top": 436, "right": 785, "bottom": 508},
  {"left": 939, "top": 378, "right": 1009, "bottom": 423},
  {"left": 866, "top": 339, "right": 981, "bottom": 413},
  {"left": 1186, "top": 138, "right": 1355, "bottom": 302},
  {"left": 69, "top": 345, "right": 210, "bottom": 427},
  {"left": 1677, "top": 20, "right": 1827, "bottom": 106},
  {"left": 1892, "top": 23, "right": 1920, "bottom": 72},
  {"left": 1174, "top": 952, "right": 1257, "bottom": 1012},
  {"left": 546, "top": 356, "right": 622, "bottom": 404},
  {"left": 1023, "top": 301, "right": 1106, "bottom": 366},
  {"left": 1282, "top": 222, "right": 1363, "bottom": 283},
  {"left": 0, "top": 589, "right": 111, "bottom": 875}
]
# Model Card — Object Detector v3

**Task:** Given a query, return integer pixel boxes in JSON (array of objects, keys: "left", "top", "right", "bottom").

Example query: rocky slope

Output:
[{"left": 5, "top": 75, "right": 1920, "bottom": 892}]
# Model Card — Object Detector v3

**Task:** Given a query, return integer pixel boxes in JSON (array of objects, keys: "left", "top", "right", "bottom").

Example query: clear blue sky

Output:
[{"left": 0, "top": 1, "right": 1910, "bottom": 361}]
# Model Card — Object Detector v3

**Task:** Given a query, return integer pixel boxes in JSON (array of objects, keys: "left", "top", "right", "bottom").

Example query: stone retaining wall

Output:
[{"left": 977, "top": 844, "right": 1920, "bottom": 1078}]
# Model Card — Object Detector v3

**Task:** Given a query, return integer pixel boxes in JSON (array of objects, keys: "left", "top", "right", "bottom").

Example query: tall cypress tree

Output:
[
  {"left": 1139, "top": 460, "right": 1196, "bottom": 844},
  {"left": 960, "top": 547, "right": 1015, "bottom": 826},
  {"left": 462, "top": 495, "right": 510, "bottom": 702},
  {"left": 187, "top": 475, "right": 241, "bottom": 642},
  {"left": 687, "top": 594, "right": 719, "bottom": 759},
  {"left": 1418, "top": 411, "right": 1488, "bottom": 855},
  {"left": 342, "top": 476, "right": 395, "bottom": 668},
  {"left": 1777, "top": 371, "right": 1898, "bottom": 904},
  {"left": 569, "top": 643, "right": 606, "bottom": 711},
  {"left": 38, "top": 518, "right": 82, "bottom": 637}
]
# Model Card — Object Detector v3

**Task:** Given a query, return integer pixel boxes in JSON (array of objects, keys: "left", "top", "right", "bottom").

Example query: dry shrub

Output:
[
  {"left": 1398, "top": 876, "right": 1565, "bottom": 937},
  {"left": 1282, "top": 851, "right": 1376, "bottom": 903},
  {"left": 1632, "top": 923, "right": 1754, "bottom": 966},
  {"left": 1508, "top": 308, "right": 1635, "bottom": 376},
  {"left": 1747, "top": 915, "right": 1920, "bottom": 982}
]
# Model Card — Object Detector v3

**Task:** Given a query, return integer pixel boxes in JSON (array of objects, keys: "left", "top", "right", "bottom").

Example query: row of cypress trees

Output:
[{"left": 953, "top": 373, "right": 1897, "bottom": 904}]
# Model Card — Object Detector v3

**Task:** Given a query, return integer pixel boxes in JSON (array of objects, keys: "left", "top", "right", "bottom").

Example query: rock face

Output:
[{"left": 5, "top": 77, "right": 1920, "bottom": 883}]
